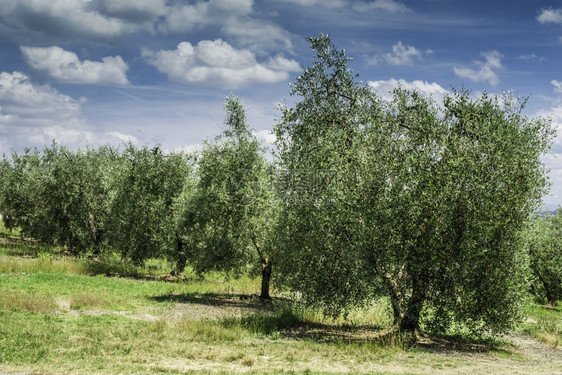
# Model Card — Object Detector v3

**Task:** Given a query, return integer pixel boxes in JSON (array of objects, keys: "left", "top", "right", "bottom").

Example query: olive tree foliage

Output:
[
  {"left": 108, "top": 144, "right": 191, "bottom": 265},
  {"left": 0, "top": 143, "right": 118, "bottom": 254},
  {"left": 274, "top": 35, "right": 554, "bottom": 334},
  {"left": 527, "top": 210, "right": 562, "bottom": 305},
  {"left": 175, "top": 94, "right": 278, "bottom": 298},
  {"left": 273, "top": 35, "right": 382, "bottom": 312},
  {"left": 0, "top": 148, "right": 45, "bottom": 239},
  {"left": 41, "top": 144, "right": 118, "bottom": 254}
]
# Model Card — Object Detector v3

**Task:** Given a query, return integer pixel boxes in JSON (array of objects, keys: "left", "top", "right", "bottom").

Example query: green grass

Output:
[
  {"left": 520, "top": 303, "right": 562, "bottom": 349},
  {"left": 0, "top": 235, "right": 560, "bottom": 374}
]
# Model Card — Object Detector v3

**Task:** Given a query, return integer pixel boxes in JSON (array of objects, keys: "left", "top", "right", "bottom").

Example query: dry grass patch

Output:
[
  {"left": 0, "top": 291, "right": 58, "bottom": 313},
  {"left": 0, "top": 253, "right": 86, "bottom": 275}
]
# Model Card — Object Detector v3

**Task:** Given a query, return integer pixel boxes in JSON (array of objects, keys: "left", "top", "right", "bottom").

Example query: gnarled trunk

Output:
[
  {"left": 251, "top": 235, "right": 272, "bottom": 300},
  {"left": 399, "top": 276, "right": 426, "bottom": 332}
]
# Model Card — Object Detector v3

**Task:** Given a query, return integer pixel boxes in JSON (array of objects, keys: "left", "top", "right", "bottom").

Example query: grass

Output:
[
  {"left": 520, "top": 302, "right": 562, "bottom": 349},
  {"left": 0, "top": 234, "right": 560, "bottom": 374}
]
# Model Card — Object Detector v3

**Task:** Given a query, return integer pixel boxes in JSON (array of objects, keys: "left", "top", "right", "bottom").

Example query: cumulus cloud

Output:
[
  {"left": 552, "top": 80, "right": 562, "bottom": 93},
  {"left": 94, "top": 0, "right": 167, "bottom": 22},
  {"left": 162, "top": 0, "right": 292, "bottom": 52},
  {"left": 143, "top": 39, "right": 299, "bottom": 89},
  {"left": 162, "top": 0, "right": 253, "bottom": 33},
  {"left": 265, "top": 55, "right": 301, "bottom": 72},
  {"left": 0, "top": 0, "right": 154, "bottom": 42},
  {"left": 453, "top": 50, "right": 503, "bottom": 86},
  {"left": 383, "top": 41, "right": 423, "bottom": 66},
  {"left": 537, "top": 8, "right": 562, "bottom": 24},
  {"left": 21, "top": 46, "right": 129, "bottom": 86},
  {"left": 0, "top": 0, "right": 291, "bottom": 51},
  {"left": 368, "top": 78, "right": 448, "bottom": 102},
  {"left": 0, "top": 1, "right": 293, "bottom": 54},
  {"left": 0, "top": 71, "right": 96, "bottom": 153},
  {"left": 221, "top": 18, "right": 293, "bottom": 52}
]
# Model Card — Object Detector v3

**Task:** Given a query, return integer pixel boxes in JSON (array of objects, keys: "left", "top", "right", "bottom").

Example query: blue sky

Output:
[{"left": 0, "top": 0, "right": 561, "bottom": 209}]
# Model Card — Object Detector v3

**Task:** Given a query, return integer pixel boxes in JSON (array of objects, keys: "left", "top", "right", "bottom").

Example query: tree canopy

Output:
[
  {"left": 175, "top": 94, "right": 278, "bottom": 298},
  {"left": 274, "top": 34, "right": 554, "bottom": 334}
]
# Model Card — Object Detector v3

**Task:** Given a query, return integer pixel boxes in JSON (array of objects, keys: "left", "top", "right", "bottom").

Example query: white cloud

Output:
[
  {"left": 1, "top": 0, "right": 291, "bottom": 50},
  {"left": 368, "top": 78, "right": 448, "bottom": 102},
  {"left": 106, "top": 131, "right": 138, "bottom": 144},
  {"left": 383, "top": 41, "right": 422, "bottom": 66},
  {"left": 0, "top": 71, "right": 83, "bottom": 121},
  {"left": 144, "top": 39, "right": 299, "bottom": 89},
  {"left": 1, "top": 1, "right": 292, "bottom": 54},
  {"left": 21, "top": 46, "right": 129, "bottom": 86},
  {"left": 0, "top": 71, "right": 95, "bottom": 153},
  {"left": 94, "top": 0, "right": 167, "bottom": 22},
  {"left": 253, "top": 129, "right": 276, "bottom": 145},
  {"left": 162, "top": 0, "right": 292, "bottom": 52},
  {"left": 0, "top": 0, "right": 150, "bottom": 42},
  {"left": 453, "top": 50, "right": 503, "bottom": 86},
  {"left": 352, "top": 0, "right": 410, "bottom": 13},
  {"left": 265, "top": 55, "right": 301, "bottom": 72},
  {"left": 552, "top": 80, "right": 562, "bottom": 93},
  {"left": 163, "top": 0, "right": 253, "bottom": 33},
  {"left": 537, "top": 8, "right": 562, "bottom": 24},
  {"left": 221, "top": 18, "right": 293, "bottom": 52}
]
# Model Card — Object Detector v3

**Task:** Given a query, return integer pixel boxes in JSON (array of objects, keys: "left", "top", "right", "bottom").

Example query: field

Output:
[{"left": 0, "top": 234, "right": 561, "bottom": 375}]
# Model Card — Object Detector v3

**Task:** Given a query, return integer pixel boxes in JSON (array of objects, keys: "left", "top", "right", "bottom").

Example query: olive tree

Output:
[
  {"left": 176, "top": 94, "right": 277, "bottom": 299},
  {"left": 108, "top": 144, "right": 191, "bottom": 265},
  {"left": 274, "top": 35, "right": 554, "bottom": 334},
  {"left": 527, "top": 210, "right": 562, "bottom": 305},
  {"left": 40, "top": 144, "right": 118, "bottom": 254}
]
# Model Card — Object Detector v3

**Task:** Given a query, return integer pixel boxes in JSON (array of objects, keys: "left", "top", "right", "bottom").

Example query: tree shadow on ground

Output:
[
  {"left": 148, "top": 291, "right": 516, "bottom": 355},
  {"left": 415, "top": 333, "right": 515, "bottom": 355},
  {"left": 285, "top": 327, "right": 515, "bottom": 355},
  {"left": 281, "top": 323, "right": 396, "bottom": 344},
  {"left": 149, "top": 292, "right": 279, "bottom": 312}
]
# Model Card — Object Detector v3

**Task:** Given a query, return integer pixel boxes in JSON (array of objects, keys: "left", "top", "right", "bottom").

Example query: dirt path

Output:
[
  {"left": 509, "top": 332, "right": 562, "bottom": 365},
  {"left": 403, "top": 333, "right": 562, "bottom": 375}
]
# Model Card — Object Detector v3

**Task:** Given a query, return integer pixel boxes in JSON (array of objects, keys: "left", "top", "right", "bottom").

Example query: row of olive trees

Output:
[
  {"left": 0, "top": 95, "right": 277, "bottom": 299},
  {"left": 0, "top": 144, "right": 117, "bottom": 254},
  {"left": 0, "top": 35, "right": 558, "bottom": 335},
  {"left": 0, "top": 143, "right": 191, "bottom": 263}
]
